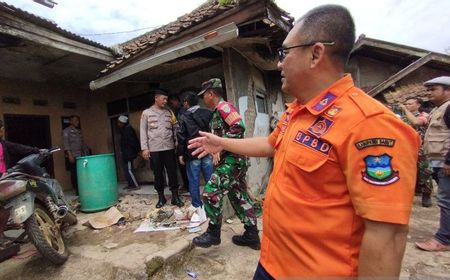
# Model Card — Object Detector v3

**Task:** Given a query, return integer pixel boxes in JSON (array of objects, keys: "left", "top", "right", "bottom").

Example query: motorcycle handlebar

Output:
[
  {"left": 49, "top": 147, "right": 61, "bottom": 153},
  {"left": 40, "top": 147, "right": 61, "bottom": 155}
]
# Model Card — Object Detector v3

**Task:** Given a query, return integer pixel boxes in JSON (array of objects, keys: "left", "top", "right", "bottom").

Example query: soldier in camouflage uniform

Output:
[
  {"left": 192, "top": 78, "right": 260, "bottom": 250},
  {"left": 400, "top": 97, "right": 433, "bottom": 207}
]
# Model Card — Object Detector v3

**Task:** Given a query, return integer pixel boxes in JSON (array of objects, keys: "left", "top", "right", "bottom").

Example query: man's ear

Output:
[{"left": 310, "top": 43, "right": 326, "bottom": 69}]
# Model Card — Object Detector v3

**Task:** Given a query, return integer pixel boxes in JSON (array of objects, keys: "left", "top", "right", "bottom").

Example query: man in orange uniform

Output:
[{"left": 188, "top": 4, "right": 420, "bottom": 279}]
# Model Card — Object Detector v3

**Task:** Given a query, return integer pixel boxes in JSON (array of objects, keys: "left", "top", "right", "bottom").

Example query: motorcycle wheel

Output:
[{"left": 24, "top": 203, "right": 68, "bottom": 265}]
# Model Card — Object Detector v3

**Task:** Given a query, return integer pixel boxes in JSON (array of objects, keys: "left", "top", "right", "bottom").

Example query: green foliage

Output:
[{"left": 218, "top": 0, "right": 234, "bottom": 6}]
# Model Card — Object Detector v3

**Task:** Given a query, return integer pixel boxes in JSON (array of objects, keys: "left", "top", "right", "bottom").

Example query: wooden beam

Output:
[
  {"left": 231, "top": 46, "right": 277, "bottom": 71},
  {"left": 368, "top": 52, "right": 434, "bottom": 96},
  {"left": 90, "top": 23, "right": 239, "bottom": 90},
  {"left": 222, "top": 48, "right": 238, "bottom": 108},
  {"left": 266, "top": 5, "right": 292, "bottom": 33},
  {"left": 219, "top": 37, "right": 269, "bottom": 49},
  {"left": 352, "top": 37, "right": 435, "bottom": 59},
  {"left": 0, "top": 13, "right": 112, "bottom": 61}
]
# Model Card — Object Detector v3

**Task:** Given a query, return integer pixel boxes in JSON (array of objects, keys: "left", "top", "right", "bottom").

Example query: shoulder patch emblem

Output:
[
  {"left": 312, "top": 92, "right": 337, "bottom": 111},
  {"left": 324, "top": 105, "right": 342, "bottom": 117},
  {"left": 355, "top": 138, "right": 395, "bottom": 150},
  {"left": 362, "top": 154, "right": 399, "bottom": 186},
  {"left": 307, "top": 116, "right": 334, "bottom": 138},
  {"left": 218, "top": 102, "right": 241, "bottom": 126},
  {"left": 221, "top": 104, "right": 231, "bottom": 113}
]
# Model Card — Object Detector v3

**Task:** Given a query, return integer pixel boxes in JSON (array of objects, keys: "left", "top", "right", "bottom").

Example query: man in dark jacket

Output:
[
  {"left": 177, "top": 92, "right": 213, "bottom": 208},
  {"left": 118, "top": 115, "right": 140, "bottom": 189},
  {"left": 169, "top": 94, "right": 189, "bottom": 192},
  {"left": 0, "top": 120, "right": 40, "bottom": 177}
]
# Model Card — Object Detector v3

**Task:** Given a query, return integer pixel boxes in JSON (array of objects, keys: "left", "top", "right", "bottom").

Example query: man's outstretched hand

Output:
[{"left": 188, "top": 131, "right": 223, "bottom": 158}]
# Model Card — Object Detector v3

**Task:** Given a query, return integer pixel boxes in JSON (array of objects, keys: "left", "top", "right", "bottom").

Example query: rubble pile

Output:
[{"left": 115, "top": 194, "right": 154, "bottom": 222}]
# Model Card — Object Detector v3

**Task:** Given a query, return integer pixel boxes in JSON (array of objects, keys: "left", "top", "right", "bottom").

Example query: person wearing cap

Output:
[
  {"left": 189, "top": 5, "right": 420, "bottom": 278},
  {"left": 192, "top": 78, "right": 260, "bottom": 250},
  {"left": 63, "top": 115, "right": 90, "bottom": 195},
  {"left": 0, "top": 119, "right": 40, "bottom": 177},
  {"left": 140, "top": 90, "right": 184, "bottom": 208},
  {"left": 117, "top": 115, "right": 140, "bottom": 190},
  {"left": 416, "top": 76, "right": 450, "bottom": 252}
]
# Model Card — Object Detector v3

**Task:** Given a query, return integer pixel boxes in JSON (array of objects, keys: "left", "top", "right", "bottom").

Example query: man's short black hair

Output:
[
  {"left": 183, "top": 92, "right": 199, "bottom": 107},
  {"left": 153, "top": 89, "right": 168, "bottom": 97},
  {"left": 0, "top": 119, "right": 3, "bottom": 128},
  {"left": 405, "top": 97, "right": 423, "bottom": 106},
  {"left": 298, "top": 5, "right": 355, "bottom": 65},
  {"left": 69, "top": 115, "right": 80, "bottom": 120}
]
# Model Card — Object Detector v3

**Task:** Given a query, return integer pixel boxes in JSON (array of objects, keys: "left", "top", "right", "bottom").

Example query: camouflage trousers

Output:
[
  {"left": 417, "top": 154, "right": 433, "bottom": 195},
  {"left": 202, "top": 158, "right": 257, "bottom": 226}
]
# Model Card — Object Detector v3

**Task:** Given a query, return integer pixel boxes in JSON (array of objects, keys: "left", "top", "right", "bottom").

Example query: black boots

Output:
[
  {"left": 192, "top": 223, "right": 221, "bottom": 248},
  {"left": 156, "top": 190, "right": 184, "bottom": 208},
  {"left": 171, "top": 190, "right": 184, "bottom": 207},
  {"left": 422, "top": 193, "right": 432, "bottom": 207},
  {"left": 192, "top": 224, "right": 260, "bottom": 250},
  {"left": 156, "top": 191, "right": 166, "bottom": 208},
  {"left": 232, "top": 224, "right": 261, "bottom": 250}
]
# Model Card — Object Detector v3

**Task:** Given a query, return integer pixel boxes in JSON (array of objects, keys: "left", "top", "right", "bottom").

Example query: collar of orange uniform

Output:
[
  {"left": 304, "top": 74, "right": 354, "bottom": 115},
  {"left": 285, "top": 100, "right": 300, "bottom": 114}
]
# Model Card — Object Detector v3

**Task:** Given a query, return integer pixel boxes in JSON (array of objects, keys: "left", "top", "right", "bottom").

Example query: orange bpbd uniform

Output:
[{"left": 261, "top": 75, "right": 420, "bottom": 278}]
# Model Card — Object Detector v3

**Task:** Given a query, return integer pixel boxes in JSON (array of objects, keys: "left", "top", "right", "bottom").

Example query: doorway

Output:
[{"left": 3, "top": 114, "right": 53, "bottom": 175}]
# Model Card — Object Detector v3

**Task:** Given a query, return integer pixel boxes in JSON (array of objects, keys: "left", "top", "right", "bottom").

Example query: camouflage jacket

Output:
[
  {"left": 211, "top": 99, "right": 248, "bottom": 166},
  {"left": 401, "top": 111, "right": 429, "bottom": 140}
]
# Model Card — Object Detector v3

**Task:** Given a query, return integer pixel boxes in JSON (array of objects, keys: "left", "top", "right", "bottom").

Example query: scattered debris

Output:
[
  {"left": 188, "top": 227, "right": 202, "bottom": 233},
  {"left": 146, "top": 208, "right": 174, "bottom": 222},
  {"left": 135, "top": 207, "right": 207, "bottom": 232},
  {"left": 84, "top": 207, "right": 124, "bottom": 229},
  {"left": 116, "top": 194, "right": 152, "bottom": 222},
  {"left": 187, "top": 270, "right": 198, "bottom": 278},
  {"left": 174, "top": 208, "right": 188, "bottom": 220}
]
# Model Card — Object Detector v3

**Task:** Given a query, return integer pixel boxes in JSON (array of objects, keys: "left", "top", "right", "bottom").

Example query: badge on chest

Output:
[
  {"left": 307, "top": 116, "right": 334, "bottom": 138},
  {"left": 294, "top": 131, "right": 332, "bottom": 155}
]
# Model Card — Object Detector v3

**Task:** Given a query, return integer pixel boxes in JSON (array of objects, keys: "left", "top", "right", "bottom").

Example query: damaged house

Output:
[
  {"left": 0, "top": 1, "right": 115, "bottom": 188},
  {"left": 2, "top": 0, "right": 449, "bottom": 198},
  {"left": 1, "top": 0, "right": 293, "bottom": 198},
  {"left": 89, "top": 0, "right": 294, "bottom": 198},
  {"left": 348, "top": 35, "right": 450, "bottom": 107}
]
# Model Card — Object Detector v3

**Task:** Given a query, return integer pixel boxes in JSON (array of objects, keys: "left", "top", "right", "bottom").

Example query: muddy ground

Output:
[{"left": 0, "top": 194, "right": 449, "bottom": 280}]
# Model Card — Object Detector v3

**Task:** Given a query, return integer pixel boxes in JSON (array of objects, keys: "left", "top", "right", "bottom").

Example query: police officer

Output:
[
  {"left": 63, "top": 115, "right": 89, "bottom": 195},
  {"left": 140, "top": 90, "right": 184, "bottom": 208},
  {"left": 192, "top": 78, "right": 260, "bottom": 250}
]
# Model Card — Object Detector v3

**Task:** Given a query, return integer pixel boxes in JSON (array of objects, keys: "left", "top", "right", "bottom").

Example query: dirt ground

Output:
[{"left": 0, "top": 193, "right": 449, "bottom": 280}]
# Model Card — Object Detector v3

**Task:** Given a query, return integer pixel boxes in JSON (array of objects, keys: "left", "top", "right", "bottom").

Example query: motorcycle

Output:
[{"left": 0, "top": 147, "right": 77, "bottom": 265}]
